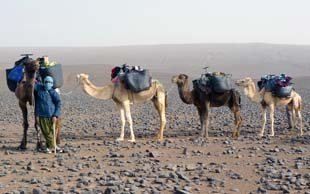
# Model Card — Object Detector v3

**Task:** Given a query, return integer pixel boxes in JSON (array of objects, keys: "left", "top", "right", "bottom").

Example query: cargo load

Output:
[{"left": 39, "top": 63, "right": 64, "bottom": 88}]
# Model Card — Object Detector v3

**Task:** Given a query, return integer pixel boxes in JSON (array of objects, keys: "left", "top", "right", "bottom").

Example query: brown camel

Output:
[
  {"left": 15, "top": 59, "right": 41, "bottom": 149},
  {"left": 235, "top": 77, "right": 303, "bottom": 136},
  {"left": 171, "top": 74, "right": 242, "bottom": 138},
  {"left": 77, "top": 73, "right": 167, "bottom": 142},
  {"left": 15, "top": 59, "right": 62, "bottom": 150}
]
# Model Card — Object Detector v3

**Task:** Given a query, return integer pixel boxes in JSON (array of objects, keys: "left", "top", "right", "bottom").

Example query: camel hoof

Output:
[
  {"left": 299, "top": 132, "right": 303, "bottom": 136},
  {"left": 258, "top": 133, "right": 264, "bottom": 137},
  {"left": 155, "top": 134, "right": 164, "bottom": 141},
  {"left": 116, "top": 137, "right": 124, "bottom": 141},
  {"left": 128, "top": 139, "right": 136, "bottom": 143},
  {"left": 269, "top": 133, "right": 275, "bottom": 137},
  {"left": 232, "top": 132, "right": 239, "bottom": 138}
]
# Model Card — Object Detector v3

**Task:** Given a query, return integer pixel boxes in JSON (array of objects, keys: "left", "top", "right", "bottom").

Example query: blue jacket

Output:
[{"left": 34, "top": 84, "right": 61, "bottom": 118}]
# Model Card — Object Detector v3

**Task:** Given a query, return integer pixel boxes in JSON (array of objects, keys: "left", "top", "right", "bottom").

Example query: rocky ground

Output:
[{"left": 0, "top": 65, "right": 309, "bottom": 193}]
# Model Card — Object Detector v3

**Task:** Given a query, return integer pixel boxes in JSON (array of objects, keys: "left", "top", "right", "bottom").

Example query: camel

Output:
[
  {"left": 171, "top": 74, "right": 242, "bottom": 138},
  {"left": 76, "top": 73, "right": 167, "bottom": 142},
  {"left": 15, "top": 59, "right": 62, "bottom": 150},
  {"left": 235, "top": 77, "right": 303, "bottom": 136},
  {"left": 15, "top": 59, "right": 42, "bottom": 149}
]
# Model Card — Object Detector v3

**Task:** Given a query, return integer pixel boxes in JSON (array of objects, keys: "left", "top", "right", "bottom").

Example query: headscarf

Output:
[{"left": 43, "top": 76, "right": 54, "bottom": 91}]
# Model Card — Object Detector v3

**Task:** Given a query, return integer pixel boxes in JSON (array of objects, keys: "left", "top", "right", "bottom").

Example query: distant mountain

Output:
[{"left": 1, "top": 43, "right": 310, "bottom": 78}]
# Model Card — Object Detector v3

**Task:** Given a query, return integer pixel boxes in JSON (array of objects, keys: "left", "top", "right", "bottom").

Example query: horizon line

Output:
[{"left": 1, "top": 42, "right": 310, "bottom": 48}]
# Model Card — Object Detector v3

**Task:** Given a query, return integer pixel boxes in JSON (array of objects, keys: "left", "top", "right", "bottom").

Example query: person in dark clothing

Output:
[
  {"left": 286, "top": 106, "right": 293, "bottom": 128},
  {"left": 34, "top": 76, "right": 62, "bottom": 153}
]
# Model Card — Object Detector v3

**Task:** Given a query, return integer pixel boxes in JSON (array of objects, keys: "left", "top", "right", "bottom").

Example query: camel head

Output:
[
  {"left": 171, "top": 74, "right": 189, "bottom": 86},
  {"left": 235, "top": 77, "right": 254, "bottom": 88},
  {"left": 24, "top": 59, "right": 39, "bottom": 79},
  {"left": 76, "top": 73, "right": 89, "bottom": 84}
]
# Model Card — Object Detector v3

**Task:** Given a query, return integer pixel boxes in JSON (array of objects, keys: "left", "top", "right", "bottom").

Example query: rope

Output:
[{"left": 59, "top": 82, "right": 80, "bottom": 96}]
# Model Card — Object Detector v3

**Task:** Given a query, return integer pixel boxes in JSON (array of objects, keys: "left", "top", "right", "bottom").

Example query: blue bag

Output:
[{"left": 8, "top": 65, "right": 23, "bottom": 82}]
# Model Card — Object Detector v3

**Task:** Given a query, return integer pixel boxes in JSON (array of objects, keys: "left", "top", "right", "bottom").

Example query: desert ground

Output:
[{"left": 0, "top": 48, "right": 310, "bottom": 193}]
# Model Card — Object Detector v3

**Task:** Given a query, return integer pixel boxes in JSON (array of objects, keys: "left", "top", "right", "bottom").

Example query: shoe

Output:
[
  {"left": 55, "top": 146, "right": 64, "bottom": 153},
  {"left": 45, "top": 148, "right": 52, "bottom": 154}
]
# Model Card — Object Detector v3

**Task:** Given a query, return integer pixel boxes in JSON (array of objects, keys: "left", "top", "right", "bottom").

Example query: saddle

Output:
[
  {"left": 39, "top": 63, "right": 64, "bottom": 88},
  {"left": 111, "top": 64, "right": 152, "bottom": 93},
  {"left": 193, "top": 71, "right": 232, "bottom": 94},
  {"left": 257, "top": 74, "right": 293, "bottom": 97},
  {"left": 6, "top": 56, "right": 31, "bottom": 92}
]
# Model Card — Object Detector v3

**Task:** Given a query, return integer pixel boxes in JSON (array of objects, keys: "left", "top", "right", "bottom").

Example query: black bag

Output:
[
  {"left": 210, "top": 75, "right": 232, "bottom": 93},
  {"left": 39, "top": 64, "right": 64, "bottom": 88},
  {"left": 6, "top": 68, "right": 18, "bottom": 92},
  {"left": 14, "top": 56, "right": 29, "bottom": 66},
  {"left": 272, "top": 84, "right": 293, "bottom": 97},
  {"left": 123, "top": 69, "right": 151, "bottom": 92},
  {"left": 257, "top": 80, "right": 264, "bottom": 91},
  {"left": 193, "top": 75, "right": 211, "bottom": 93}
]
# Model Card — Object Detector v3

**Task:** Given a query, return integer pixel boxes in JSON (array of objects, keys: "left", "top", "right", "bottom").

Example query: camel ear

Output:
[
  {"left": 77, "top": 74, "right": 80, "bottom": 79},
  {"left": 85, "top": 74, "right": 89, "bottom": 79},
  {"left": 180, "top": 74, "right": 188, "bottom": 79}
]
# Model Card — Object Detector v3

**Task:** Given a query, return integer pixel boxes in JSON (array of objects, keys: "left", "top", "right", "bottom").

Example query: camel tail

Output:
[
  {"left": 165, "top": 91, "right": 168, "bottom": 109},
  {"left": 231, "top": 89, "right": 242, "bottom": 109},
  {"left": 298, "top": 97, "right": 302, "bottom": 111}
]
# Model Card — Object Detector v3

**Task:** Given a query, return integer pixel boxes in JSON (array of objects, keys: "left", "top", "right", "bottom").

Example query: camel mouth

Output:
[
  {"left": 235, "top": 80, "right": 244, "bottom": 86},
  {"left": 76, "top": 74, "right": 81, "bottom": 84}
]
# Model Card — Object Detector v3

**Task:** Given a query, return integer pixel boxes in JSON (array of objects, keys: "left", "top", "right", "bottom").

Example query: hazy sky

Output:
[{"left": 1, "top": 0, "right": 309, "bottom": 46}]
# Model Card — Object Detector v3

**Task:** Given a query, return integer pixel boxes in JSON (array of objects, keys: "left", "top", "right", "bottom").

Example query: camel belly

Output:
[{"left": 263, "top": 92, "right": 292, "bottom": 107}]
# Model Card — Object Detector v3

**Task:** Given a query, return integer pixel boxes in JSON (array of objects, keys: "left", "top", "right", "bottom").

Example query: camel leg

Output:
[
  {"left": 291, "top": 108, "right": 296, "bottom": 136},
  {"left": 34, "top": 116, "right": 43, "bottom": 150},
  {"left": 116, "top": 104, "right": 126, "bottom": 141},
  {"left": 232, "top": 110, "right": 242, "bottom": 138},
  {"left": 123, "top": 102, "right": 135, "bottom": 142},
  {"left": 18, "top": 101, "right": 28, "bottom": 150},
  {"left": 259, "top": 108, "right": 267, "bottom": 137},
  {"left": 202, "top": 103, "right": 210, "bottom": 138},
  {"left": 152, "top": 96, "right": 166, "bottom": 141},
  {"left": 237, "top": 111, "right": 243, "bottom": 137},
  {"left": 269, "top": 105, "right": 275, "bottom": 136},
  {"left": 297, "top": 111, "right": 303, "bottom": 136},
  {"left": 197, "top": 107, "right": 205, "bottom": 136}
]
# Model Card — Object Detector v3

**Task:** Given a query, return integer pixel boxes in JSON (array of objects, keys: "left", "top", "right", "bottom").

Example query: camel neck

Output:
[
  {"left": 80, "top": 78, "right": 113, "bottom": 100},
  {"left": 177, "top": 80, "right": 193, "bottom": 104},
  {"left": 244, "top": 82, "right": 262, "bottom": 103}
]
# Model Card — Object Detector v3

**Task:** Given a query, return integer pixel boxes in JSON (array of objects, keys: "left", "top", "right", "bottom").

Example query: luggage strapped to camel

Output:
[
  {"left": 257, "top": 74, "right": 293, "bottom": 97},
  {"left": 111, "top": 64, "right": 152, "bottom": 93},
  {"left": 39, "top": 63, "right": 64, "bottom": 88},
  {"left": 6, "top": 55, "right": 33, "bottom": 92},
  {"left": 6, "top": 55, "right": 64, "bottom": 92},
  {"left": 193, "top": 67, "right": 233, "bottom": 93}
]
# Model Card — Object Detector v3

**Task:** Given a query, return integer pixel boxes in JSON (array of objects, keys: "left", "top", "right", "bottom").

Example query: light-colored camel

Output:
[
  {"left": 235, "top": 77, "right": 303, "bottom": 136},
  {"left": 76, "top": 73, "right": 167, "bottom": 142}
]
